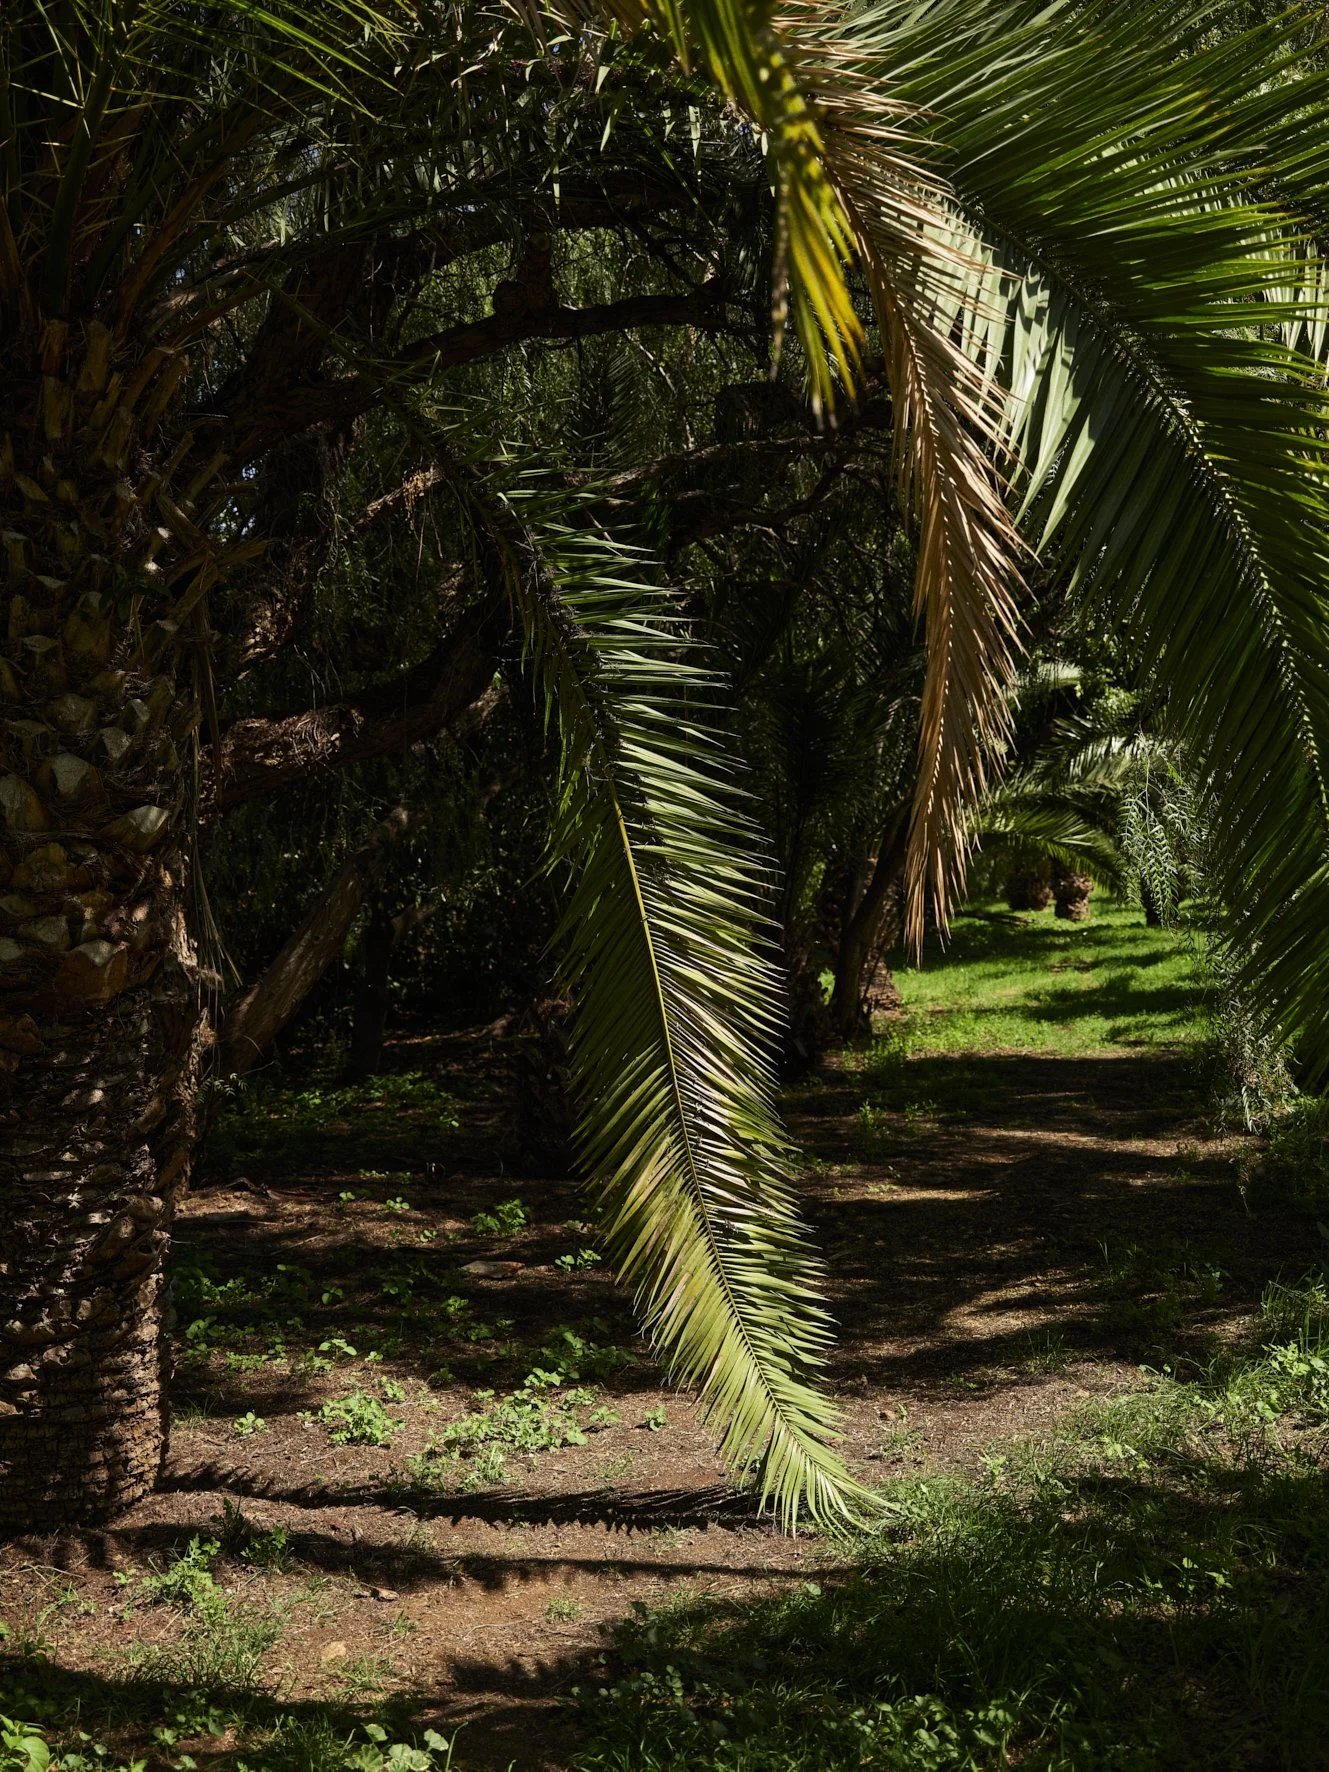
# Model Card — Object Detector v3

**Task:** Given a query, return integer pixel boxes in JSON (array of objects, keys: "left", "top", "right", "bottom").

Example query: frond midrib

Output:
[{"left": 526, "top": 547, "right": 841, "bottom": 1488}]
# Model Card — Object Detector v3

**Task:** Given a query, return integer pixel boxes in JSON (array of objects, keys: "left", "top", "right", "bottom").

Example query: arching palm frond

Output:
[
  {"left": 462, "top": 482, "right": 860, "bottom": 1525},
  {"left": 634, "top": 0, "right": 1026, "bottom": 945},
  {"left": 772, "top": 0, "right": 1329, "bottom": 1075},
  {"left": 814, "top": 126, "right": 1023, "bottom": 949},
  {"left": 975, "top": 792, "right": 1125, "bottom": 894},
  {"left": 630, "top": 0, "right": 864, "bottom": 408},
  {"left": 516, "top": 0, "right": 865, "bottom": 412},
  {"left": 882, "top": 0, "right": 1329, "bottom": 1072}
]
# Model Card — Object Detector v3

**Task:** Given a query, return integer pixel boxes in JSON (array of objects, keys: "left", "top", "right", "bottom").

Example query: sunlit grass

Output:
[{"left": 891, "top": 897, "right": 1204, "bottom": 1058}]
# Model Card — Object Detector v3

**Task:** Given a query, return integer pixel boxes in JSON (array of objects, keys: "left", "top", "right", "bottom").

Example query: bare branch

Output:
[
  {"left": 209, "top": 592, "right": 506, "bottom": 814},
  {"left": 226, "top": 285, "right": 740, "bottom": 464},
  {"left": 216, "top": 809, "right": 409, "bottom": 1078}
]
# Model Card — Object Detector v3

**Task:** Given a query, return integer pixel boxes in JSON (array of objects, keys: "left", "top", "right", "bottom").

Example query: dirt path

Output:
[
  {"left": 2, "top": 1036, "right": 1319, "bottom": 1770},
  {"left": 797, "top": 1049, "right": 1311, "bottom": 1476}
]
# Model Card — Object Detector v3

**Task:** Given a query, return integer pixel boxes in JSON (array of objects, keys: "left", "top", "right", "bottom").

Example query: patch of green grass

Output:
[
  {"left": 887, "top": 899, "right": 1204, "bottom": 1060},
  {"left": 1017, "top": 1328, "right": 1071, "bottom": 1374},
  {"left": 330, "top": 1655, "right": 397, "bottom": 1702},
  {"left": 0, "top": 1528, "right": 458, "bottom": 1770},
  {"left": 128, "top": 1603, "right": 284, "bottom": 1694},
  {"left": 596, "top": 1451, "right": 636, "bottom": 1486},
  {"left": 573, "top": 1280, "right": 1329, "bottom": 1772},
  {"left": 124, "top": 1538, "right": 286, "bottom": 1693}
]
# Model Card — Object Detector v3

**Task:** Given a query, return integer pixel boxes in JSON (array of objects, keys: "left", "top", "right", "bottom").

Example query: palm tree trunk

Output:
[
  {"left": 830, "top": 809, "right": 908, "bottom": 1039},
  {"left": 1, "top": 336, "right": 207, "bottom": 1527},
  {"left": 0, "top": 948, "right": 204, "bottom": 1529}
]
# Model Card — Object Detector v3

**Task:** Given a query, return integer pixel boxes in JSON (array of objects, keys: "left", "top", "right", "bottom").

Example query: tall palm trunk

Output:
[{"left": 0, "top": 323, "right": 207, "bottom": 1526}]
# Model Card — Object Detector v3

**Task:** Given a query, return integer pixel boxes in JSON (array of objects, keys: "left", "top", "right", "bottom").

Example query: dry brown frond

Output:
[{"left": 785, "top": 16, "right": 1026, "bottom": 942}]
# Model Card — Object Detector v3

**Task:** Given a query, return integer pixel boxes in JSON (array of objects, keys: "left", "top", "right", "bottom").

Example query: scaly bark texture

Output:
[
  {"left": 0, "top": 320, "right": 209, "bottom": 1526},
  {"left": 1052, "top": 866, "right": 1093, "bottom": 923}
]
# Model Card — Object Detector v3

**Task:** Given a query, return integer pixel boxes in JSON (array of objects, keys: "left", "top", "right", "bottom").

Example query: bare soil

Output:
[{"left": 1, "top": 1030, "right": 1320, "bottom": 1770}]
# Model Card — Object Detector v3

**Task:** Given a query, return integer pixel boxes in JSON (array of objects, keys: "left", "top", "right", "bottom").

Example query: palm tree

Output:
[
  {"left": 0, "top": 0, "right": 856, "bottom": 1531},
  {"left": 620, "top": 0, "right": 1329, "bottom": 1039},
  {"left": 4, "top": 0, "right": 1329, "bottom": 1534}
]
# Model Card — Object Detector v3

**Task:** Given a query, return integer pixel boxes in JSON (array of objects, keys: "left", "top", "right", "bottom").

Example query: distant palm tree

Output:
[{"left": 3, "top": 0, "right": 1329, "bottom": 1532}]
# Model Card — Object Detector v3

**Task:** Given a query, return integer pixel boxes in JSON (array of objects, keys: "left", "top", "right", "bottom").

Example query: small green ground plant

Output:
[
  {"left": 308, "top": 1391, "right": 402, "bottom": 1447},
  {"left": 403, "top": 1366, "right": 617, "bottom": 1492},
  {"left": 0, "top": 1695, "right": 458, "bottom": 1772},
  {"left": 470, "top": 1198, "right": 528, "bottom": 1236}
]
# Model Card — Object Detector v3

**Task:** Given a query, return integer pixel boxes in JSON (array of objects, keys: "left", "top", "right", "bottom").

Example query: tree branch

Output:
[
  {"left": 216, "top": 809, "right": 410, "bottom": 1078},
  {"left": 209, "top": 591, "right": 506, "bottom": 815},
  {"left": 226, "top": 285, "right": 738, "bottom": 464}
]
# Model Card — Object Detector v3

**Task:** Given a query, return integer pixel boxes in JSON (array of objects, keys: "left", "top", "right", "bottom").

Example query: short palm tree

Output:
[{"left": 3, "top": 0, "right": 1329, "bottom": 1533}]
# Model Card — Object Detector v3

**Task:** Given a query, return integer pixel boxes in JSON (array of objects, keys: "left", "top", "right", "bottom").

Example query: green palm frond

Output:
[
  {"left": 638, "top": 0, "right": 864, "bottom": 406},
  {"left": 884, "top": 0, "right": 1329, "bottom": 1071},
  {"left": 975, "top": 791, "right": 1124, "bottom": 892},
  {"left": 469, "top": 483, "right": 860, "bottom": 1525},
  {"left": 524, "top": 0, "right": 863, "bottom": 411},
  {"left": 783, "top": 0, "right": 1329, "bottom": 1074},
  {"left": 1024, "top": 723, "right": 1172, "bottom": 797},
  {"left": 1118, "top": 762, "right": 1198, "bottom": 928},
  {"left": 509, "top": 0, "right": 1024, "bottom": 896}
]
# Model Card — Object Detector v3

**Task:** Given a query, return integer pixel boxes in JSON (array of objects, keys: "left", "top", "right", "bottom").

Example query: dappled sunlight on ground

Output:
[{"left": 2, "top": 899, "right": 1324, "bottom": 1769}]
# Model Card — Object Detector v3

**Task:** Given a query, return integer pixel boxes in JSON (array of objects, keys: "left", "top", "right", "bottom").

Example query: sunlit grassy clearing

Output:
[{"left": 891, "top": 897, "right": 1205, "bottom": 1057}]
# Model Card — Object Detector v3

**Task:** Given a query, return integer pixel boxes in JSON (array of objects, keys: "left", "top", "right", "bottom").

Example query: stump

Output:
[
  {"left": 1006, "top": 866, "right": 1053, "bottom": 912},
  {"left": 1053, "top": 871, "right": 1093, "bottom": 921}
]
